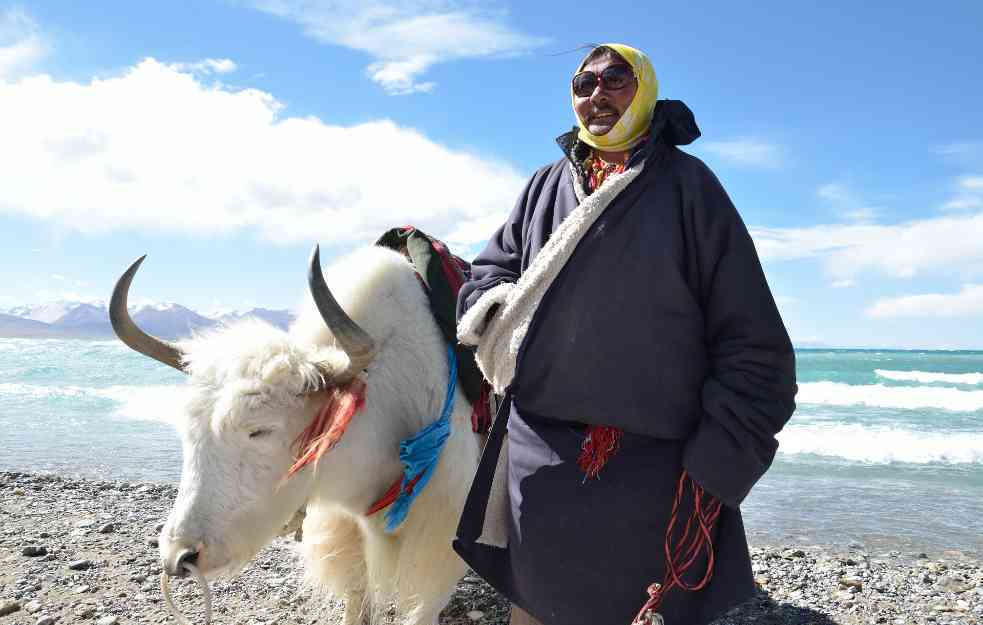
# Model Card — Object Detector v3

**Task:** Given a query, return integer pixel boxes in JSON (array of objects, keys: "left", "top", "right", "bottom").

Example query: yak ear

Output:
[{"left": 300, "top": 356, "right": 348, "bottom": 394}]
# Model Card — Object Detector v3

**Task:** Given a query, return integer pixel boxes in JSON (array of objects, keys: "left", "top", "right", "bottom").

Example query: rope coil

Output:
[{"left": 161, "top": 562, "right": 212, "bottom": 625}]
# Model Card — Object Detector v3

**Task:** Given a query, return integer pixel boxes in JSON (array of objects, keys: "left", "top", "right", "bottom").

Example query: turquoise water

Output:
[{"left": 1, "top": 339, "right": 981, "bottom": 556}]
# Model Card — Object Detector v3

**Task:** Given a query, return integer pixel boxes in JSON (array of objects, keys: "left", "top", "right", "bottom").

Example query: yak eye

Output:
[{"left": 248, "top": 428, "right": 273, "bottom": 439}]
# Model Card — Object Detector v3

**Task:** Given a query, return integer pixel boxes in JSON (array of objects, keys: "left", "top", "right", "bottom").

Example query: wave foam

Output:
[
  {"left": 0, "top": 383, "right": 186, "bottom": 422},
  {"left": 778, "top": 423, "right": 983, "bottom": 464},
  {"left": 798, "top": 381, "right": 983, "bottom": 412},
  {"left": 875, "top": 369, "right": 983, "bottom": 385}
]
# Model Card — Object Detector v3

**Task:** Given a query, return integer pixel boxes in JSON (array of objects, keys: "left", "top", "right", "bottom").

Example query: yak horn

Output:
[
  {"left": 308, "top": 245, "right": 376, "bottom": 376},
  {"left": 110, "top": 255, "right": 186, "bottom": 373}
]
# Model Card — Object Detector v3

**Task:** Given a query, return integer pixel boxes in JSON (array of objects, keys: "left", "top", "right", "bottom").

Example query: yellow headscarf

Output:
[{"left": 572, "top": 43, "right": 659, "bottom": 152}]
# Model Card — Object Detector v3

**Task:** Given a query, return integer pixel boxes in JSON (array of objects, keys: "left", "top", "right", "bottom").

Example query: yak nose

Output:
[{"left": 163, "top": 546, "right": 199, "bottom": 577}]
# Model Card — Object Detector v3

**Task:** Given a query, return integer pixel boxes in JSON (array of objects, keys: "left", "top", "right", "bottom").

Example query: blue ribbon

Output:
[{"left": 384, "top": 344, "right": 457, "bottom": 532}]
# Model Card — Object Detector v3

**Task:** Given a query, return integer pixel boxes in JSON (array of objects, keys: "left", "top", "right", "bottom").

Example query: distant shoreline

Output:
[{"left": 1, "top": 470, "right": 980, "bottom": 623}]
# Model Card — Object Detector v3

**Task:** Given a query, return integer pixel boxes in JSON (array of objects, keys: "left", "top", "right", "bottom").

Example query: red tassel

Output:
[
  {"left": 577, "top": 425, "right": 623, "bottom": 479},
  {"left": 286, "top": 378, "right": 367, "bottom": 478}
]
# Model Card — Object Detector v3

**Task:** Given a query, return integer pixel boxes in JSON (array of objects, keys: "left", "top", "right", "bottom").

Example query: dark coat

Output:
[{"left": 454, "top": 100, "right": 797, "bottom": 625}]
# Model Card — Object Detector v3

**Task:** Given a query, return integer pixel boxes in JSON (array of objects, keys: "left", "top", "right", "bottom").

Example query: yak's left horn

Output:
[
  {"left": 308, "top": 245, "right": 376, "bottom": 377},
  {"left": 110, "top": 255, "right": 186, "bottom": 373}
]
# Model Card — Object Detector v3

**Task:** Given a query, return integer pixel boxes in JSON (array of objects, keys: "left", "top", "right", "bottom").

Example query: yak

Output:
[{"left": 110, "top": 245, "right": 484, "bottom": 625}]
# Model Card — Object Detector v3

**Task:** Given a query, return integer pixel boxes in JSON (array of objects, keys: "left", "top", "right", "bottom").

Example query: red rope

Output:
[
  {"left": 286, "top": 378, "right": 367, "bottom": 478},
  {"left": 632, "top": 469, "right": 721, "bottom": 624}
]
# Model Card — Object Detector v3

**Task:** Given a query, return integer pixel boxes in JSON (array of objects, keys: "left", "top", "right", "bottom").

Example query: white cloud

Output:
[
  {"left": 934, "top": 142, "right": 982, "bottom": 157},
  {"left": 817, "top": 182, "right": 879, "bottom": 222},
  {"left": 0, "top": 58, "right": 525, "bottom": 247},
  {"left": 751, "top": 211, "right": 983, "bottom": 280},
  {"left": 962, "top": 176, "right": 983, "bottom": 190},
  {"left": 170, "top": 58, "right": 238, "bottom": 75},
  {"left": 866, "top": 284, "right": 983, "bottom": 318},
  {"left": 941, "top": 175, "right": 983, "bottom": 212},
  {"left": 247, "top": 1, "right": 547, "bottom": 94},
  {"left": 942, "top": 196, "right": 983, "bottom": 211},
  {"left": 0, "top": 8, "right": 45, "bottom": 79},
  {"left": 700, "top": 138, "right": 782, "bottom": 169}
]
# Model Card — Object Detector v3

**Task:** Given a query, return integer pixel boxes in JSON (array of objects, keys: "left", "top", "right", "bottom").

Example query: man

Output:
[{"left": 454, "top": 43, "right": 797, "bottom": 625}]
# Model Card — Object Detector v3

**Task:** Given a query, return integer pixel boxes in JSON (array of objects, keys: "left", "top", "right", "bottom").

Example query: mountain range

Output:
[{"left": 0, "top": 301, "right": 295, "bottom": 340}]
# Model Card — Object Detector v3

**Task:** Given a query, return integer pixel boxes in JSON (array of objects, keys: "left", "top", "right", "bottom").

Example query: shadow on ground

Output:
[{"left": 715, "top": 591, "right": 842, "bottom": 625}]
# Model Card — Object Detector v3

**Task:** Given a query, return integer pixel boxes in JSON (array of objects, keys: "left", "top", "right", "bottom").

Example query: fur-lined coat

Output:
[{"left": 454, "top": 100, "right": 797, "bottom": 625}]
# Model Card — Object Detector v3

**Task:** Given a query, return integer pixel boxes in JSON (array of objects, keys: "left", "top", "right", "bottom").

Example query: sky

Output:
[{"left": 1, "top": 1, "right": 982, "bottom": 348}]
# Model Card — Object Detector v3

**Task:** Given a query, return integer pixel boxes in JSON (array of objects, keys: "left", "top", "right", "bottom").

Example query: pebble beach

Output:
[{"left": 1, "top": 471, "right": 981, "bottom": 625}]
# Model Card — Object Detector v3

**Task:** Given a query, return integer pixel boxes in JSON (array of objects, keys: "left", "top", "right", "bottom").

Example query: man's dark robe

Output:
[{"left": 454, "top": 100, "right": 797, "bottom": 625}]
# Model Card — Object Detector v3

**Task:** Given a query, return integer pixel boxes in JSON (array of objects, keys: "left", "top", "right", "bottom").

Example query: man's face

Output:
[{"left": 573, "top": 54, "right": 638, "bottom": 136}]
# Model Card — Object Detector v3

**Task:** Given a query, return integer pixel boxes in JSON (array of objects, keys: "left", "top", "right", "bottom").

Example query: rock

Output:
[
  {"left": 132, "top": 574, "right": 147, "bottom": 583},
  {"left": 839, "top": 575, "right": 863, "bottom": 590},
  {"left": 22, "top": 545, "right": 48, "bottom": 557},
  {"left": 783, "top": 548, "right": 806, "bottom": 559},
  {"left": 0, "top": 600, "right": 21, "bottom": 616},
  {"left": 937, "top": 574, "right": 973, "bottom": 593},
  {"left": 75, "top": 604, "right": 96, "bottom": 618},
  {"left": 97, "top": 523, "right": 115, "bottom": 534},
  {"left": 69, "top": 559, "right": 93, "bottom": 570},
  {"left": 75, "top": 584, "right": 92, "bottom": 593},
  {"left": 25, "top": 599, "right": 42, "bottom": 613},
  {"left": 38, "top": 532, "right": 51, "bottom": 539},
  {"left": 97, "top": 617, "right": 119, "bottom": 625},
  {"left": 76, "top": 519, "right": 96, "bottom": 528},
  {"left": 467, "top": 610, "right": 485, "bottom": 620},
  {"left": 36, "top": 617, "right": 57, "bottom": 625}
]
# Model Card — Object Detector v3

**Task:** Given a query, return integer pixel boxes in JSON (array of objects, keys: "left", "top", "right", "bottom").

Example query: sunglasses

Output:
[{"left": 571, "top": 64, "right": 635, "bottom": 97}]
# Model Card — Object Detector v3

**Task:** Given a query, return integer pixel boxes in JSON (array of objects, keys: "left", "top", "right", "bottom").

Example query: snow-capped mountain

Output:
[
  {"left": 216, "top": 308, "right": 295, "bottom": 329},
  {"left": 0, "top": 301, "right": 293, "bottom": 339},
  {"left": 9, "top": 301, "right": 105, "bottom": 324}
]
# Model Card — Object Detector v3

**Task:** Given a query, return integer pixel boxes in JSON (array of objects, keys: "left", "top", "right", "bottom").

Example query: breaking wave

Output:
[
  {"left": 0, "top": 382, "right": 186, "bottom": 422},
  {"left": 778, "top": 423, "right": 983, "bottom": 464},
  {"left": 797, "top": 381, "right": 983, "bottom": 412},
  {"left": 875, "top": 369, "right": 983, "bottom": 385}
]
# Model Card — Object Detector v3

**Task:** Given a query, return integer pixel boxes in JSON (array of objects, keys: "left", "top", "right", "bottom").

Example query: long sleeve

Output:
[
  {"left": 681, "top": 165, "right": 798, "bottom": 509},
  {"left": 456, "top": 172, "right": 537, "bottom": 323}
]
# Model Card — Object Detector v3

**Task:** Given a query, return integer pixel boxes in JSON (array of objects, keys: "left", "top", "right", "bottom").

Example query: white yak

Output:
[{"left": 109, "top": 245, "right": 484, "bottom": 625}]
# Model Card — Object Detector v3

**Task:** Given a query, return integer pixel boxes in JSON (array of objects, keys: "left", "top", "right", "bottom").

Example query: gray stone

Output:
[
  {"left": 937, "top": 574, "right": 973, "bottom": 593},
  {"left": 96, "top": 617, "right": 119, "bottom": 625},
  {"left": 68, "top": 559, "right": 93, "bottom": 570},
  {"left": 97, "top": 523, "right": 115, "bottom": 534},
  {"left": 25, "top": 599, "right": 42, "bottom": 613},
  {"left": 36, "top": 617, "right": 57, "bottom": 625},
  {"left": 0, "top": 600, "right": 21, "bottom": 616},
  {"left": 22, "top": 545, "right": 48, "bottom": 557},
  {"left": 75, "top": 604, "right": 96, "bottom": 618}
]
